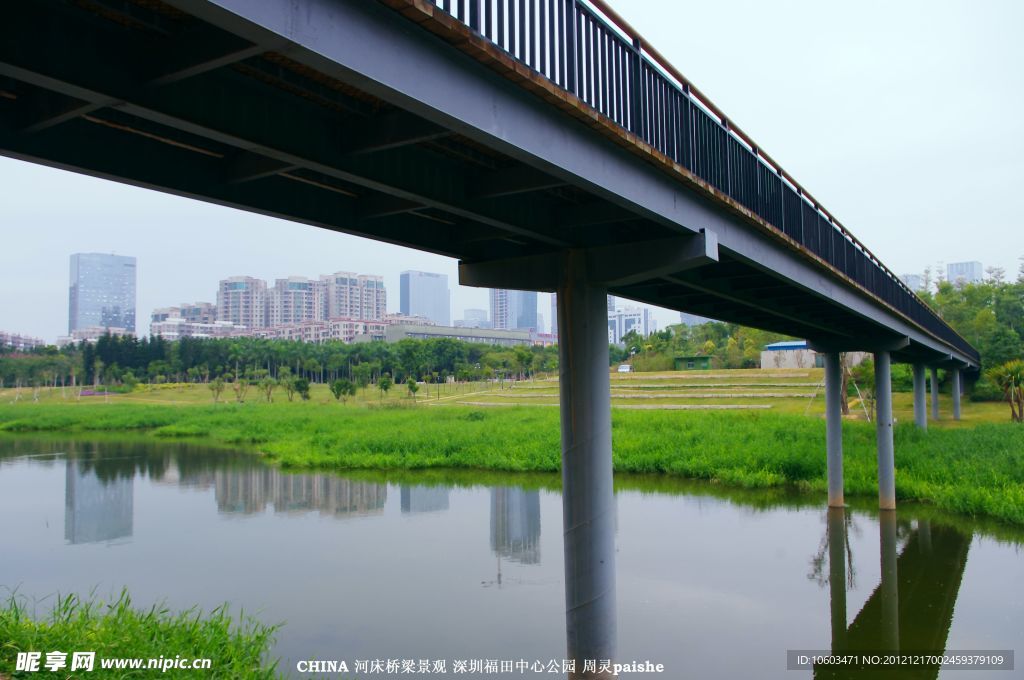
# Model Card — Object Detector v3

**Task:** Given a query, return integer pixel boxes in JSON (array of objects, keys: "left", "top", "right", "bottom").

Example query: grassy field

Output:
[
  {"left": 1, "top": 369, "right": 1022, "bottom": 525},
  {"left": 0, "top": 590, "right": 280, "bottom": 679}
]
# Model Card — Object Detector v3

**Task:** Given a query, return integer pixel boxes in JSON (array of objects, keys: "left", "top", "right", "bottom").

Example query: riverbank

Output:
[
  {"left": 0, "top": 590, "right": 280, "bottom": 679},
  {"left": 1, "top": 399, "right": 1021, "bottom": 525}
]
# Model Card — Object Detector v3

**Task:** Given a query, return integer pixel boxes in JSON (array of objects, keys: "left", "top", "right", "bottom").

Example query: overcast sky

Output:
[{"left": 2, "top": 0, "right": 1022, "bottom": 343}]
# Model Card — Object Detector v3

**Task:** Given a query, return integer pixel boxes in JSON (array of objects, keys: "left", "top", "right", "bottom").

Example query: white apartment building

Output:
[
  {"left": 320, "top": 272, "right": 387, "bottom": 321},
  {"left": 267, "top": 277, "right": 326, "bottom": 326},
  {"left": 608, "top": 306, "right": 656, "bottom": 344},
  {"left": 216, "top": 276, "right": 267, "bottom": 329}
]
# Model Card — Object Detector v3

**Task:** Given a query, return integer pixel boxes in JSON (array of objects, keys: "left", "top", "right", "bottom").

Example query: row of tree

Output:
[{"left": 0, "top": 334, "right": 561, "bottom": 390}]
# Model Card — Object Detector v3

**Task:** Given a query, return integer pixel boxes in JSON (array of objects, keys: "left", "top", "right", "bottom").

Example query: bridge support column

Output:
[
  {"left": 912, "top": 363, "right": 927, "bottom": 430},
  {"left": 951, "top": 368, "right": 962, "bottom": 421},
  {"left": 824, "top": 353, "right": 844, "bottom": 507},
  {"left": 879, "top": 510, "right": 900, "bottom": 651},
  {"left": 556, "top": 251, "right": 616, "bottom": 674},
  {"left": 930, "top": 366, "right": 940, "bottom": 421},
  {"left": 874, "top": 351, "right": 896, "bottom": 510}
]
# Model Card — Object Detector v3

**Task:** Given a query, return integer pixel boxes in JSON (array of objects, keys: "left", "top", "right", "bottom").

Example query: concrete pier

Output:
[
  {"left": 930, "top": 366, "right": 940, "bottom": 420},
  {"left": 874, "top": 351, "right": 896, "bottom": 510},
  {"left": 952, "top": 367, "right": 962, "bottom": 421},
  {"left": 556, "top": 251, "right": 617, "bottom": 674},
  {"left": 824, "top": 352, "right": 844, "bottom": 507},
  {"left": 912, "top": 363, "right": 927, "bottom": 430}
]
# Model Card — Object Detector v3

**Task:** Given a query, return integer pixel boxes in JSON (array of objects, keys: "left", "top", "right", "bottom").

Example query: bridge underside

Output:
[{"left": 0, "top": 0, "right": 974, "bottom": 369}]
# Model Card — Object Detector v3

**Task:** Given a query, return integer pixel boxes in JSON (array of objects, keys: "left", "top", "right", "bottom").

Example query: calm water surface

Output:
[{"left": 0, "top": 438, "right": 1021, "bottom": 679}]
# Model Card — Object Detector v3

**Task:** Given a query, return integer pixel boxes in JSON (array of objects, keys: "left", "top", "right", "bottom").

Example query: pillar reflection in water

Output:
[
  {"left": 878, "top": 510, "right": 900, "bottom": 651},
  {"left": 817, "top": 510, "right": 972, "bottom": 680}
]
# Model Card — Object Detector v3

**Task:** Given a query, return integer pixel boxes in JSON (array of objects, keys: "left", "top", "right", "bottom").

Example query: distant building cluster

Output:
[
  {"left": 899, "top": 260, "right": 985, "bottom": 294},
  {"left": 0, "top": 331, "right": 46, "bottom": 352}
]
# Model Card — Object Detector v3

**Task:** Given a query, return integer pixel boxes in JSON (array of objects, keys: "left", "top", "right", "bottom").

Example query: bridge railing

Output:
[{"left": 428, "top": 0, "right": 978, "bottom": 363}]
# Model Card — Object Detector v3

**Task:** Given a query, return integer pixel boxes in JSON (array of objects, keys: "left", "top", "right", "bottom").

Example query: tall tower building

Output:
[
  {"left": 267, "top": 276, "right": 325, "bottom": 326},
  {"left": 400, "top": 271, "right": 450, "bottom": 326},
  {"left": 946, "top": 261, "right": 983, "bottom": 286},
  {"left": 550, "top": 294, "right": 558, "bottom": 338},
  {"left": 490, "top": 289, "right": 538, "bottom": 331},
  {"left": 68, "top": 253, "right": 137, "bottom": 334},
  {"left": 216, "top": 276, "right": 267, "bottom": 329}
]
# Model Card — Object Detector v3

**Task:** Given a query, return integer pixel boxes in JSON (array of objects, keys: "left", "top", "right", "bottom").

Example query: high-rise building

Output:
[
  {"left": 455, "top": 308, "right": 490, "bottom": 328},
  {"left": 899, "top": 274, "right": 925, "bottom": 292},
  {"left": 320, "top": 272, "right": 386, "bottom": 321},
  {"left": 608, "top": 306, "right": 656, "bottom": 343},
  {"left": 68, "top": 253, "right": 136, "bottom": 334},
  {"left": 550, "top": 294, "right": 558, "bottom": 338},
  {"left": 400, "top": 271, "right": 450, "bottom": 326},
  {"left": 607, "top": 295, "right": 616, "bottom": 312},
  {"left": 268, "top": 276, "right": 325, "bottom": 326},
  {"left": 946, "top": 261, "right": 983, "bottom": 286},
  {"left": 216, "top": 276, "right": 267, "bottom": 329},
  {"left": 679, "top": 312, "right": 712, "bottom": 326},
  {"left": 490, "top": 289, "right": 538, "bottom": 330}
]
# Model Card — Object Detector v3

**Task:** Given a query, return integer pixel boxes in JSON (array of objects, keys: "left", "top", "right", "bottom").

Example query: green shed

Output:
[{"left": 673, "top": 355, "right": 713, "bottom": 371}]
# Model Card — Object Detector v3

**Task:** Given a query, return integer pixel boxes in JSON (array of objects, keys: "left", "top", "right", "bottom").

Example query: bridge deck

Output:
[{"left": 0, "top": 0, "right": 977, "bottom": 367}]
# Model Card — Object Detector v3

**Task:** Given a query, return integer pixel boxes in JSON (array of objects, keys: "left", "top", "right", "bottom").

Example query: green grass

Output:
[
  {"left": 1, "top": 395, "right": 1022, "bottom": 525},
  {"left": 0, "top": 590, "right": 279, "bottom": 679}
]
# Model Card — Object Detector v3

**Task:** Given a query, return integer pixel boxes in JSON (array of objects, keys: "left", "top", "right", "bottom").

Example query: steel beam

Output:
[
  {"left": 556, "top": 250, "right": 617, "bottom": 671},
  {"left": 875, "top": 351, "right": 896, "bottom": 510},
  {"left": 824, "top": 352, "right": 844, "bottom": 508},
  {"left": 912, "top": 363, "right": 927, "bottom": 430},
  {"left": 458, "top": 232, "right": 718, "bottom": 292}
]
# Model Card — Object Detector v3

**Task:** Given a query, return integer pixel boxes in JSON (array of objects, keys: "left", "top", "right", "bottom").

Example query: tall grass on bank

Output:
[
  {"left": 0, "top": 402, "right": 1022, "bottom": 524},
  {"left": 0, "top": 590, "right": 280, "bottom": 679}
]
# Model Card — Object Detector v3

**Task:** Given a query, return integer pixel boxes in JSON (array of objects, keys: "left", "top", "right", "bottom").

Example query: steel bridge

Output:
[{"left": 0, "top": 0, "right": 979, "bottom": 673}]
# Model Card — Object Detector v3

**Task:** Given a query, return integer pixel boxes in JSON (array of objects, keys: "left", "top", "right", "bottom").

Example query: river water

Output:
[{"left": 0, "top": 438, "right": 1020, "bottom": 679}]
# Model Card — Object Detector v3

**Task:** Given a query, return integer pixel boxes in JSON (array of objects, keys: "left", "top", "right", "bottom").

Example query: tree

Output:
[
  {"left": 406, "top": 377, "right": 419, "bottom": 400},
  {"left": 985, "top": 360, "right": 1024, "bottom": 422},
  {"left": 278, "top": 367, "right": 296, "bottom": 401},
  {"left": 378, "top": 373, "right": 393, "bottom": 401},
  {"left": 208, "top": 377, "right": 225, "bottom": 403},
  {"left": 259, "top": 376, "right": 277, "bottom": 403},
  {"left": 353, "top": 363, "right": 372, "bottom": 395},
  {"left": 231, "top": 373, "right": 251, "bottom": 403},
  {"left": 294, "top": 377, "right": 311, "bottom": 400},
  {"left": 331, "top": 378, "right": 356, "bottom": 404}
]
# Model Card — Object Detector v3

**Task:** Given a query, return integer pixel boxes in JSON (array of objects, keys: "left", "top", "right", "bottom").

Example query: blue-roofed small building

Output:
[{"left": 760, "top": 340, "right": 867, "bottom": 369}]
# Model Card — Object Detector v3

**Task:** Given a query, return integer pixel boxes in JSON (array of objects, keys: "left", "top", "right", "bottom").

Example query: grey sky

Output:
[{"left": 2, "top": 0, "right": 1022, "bottom": 343}]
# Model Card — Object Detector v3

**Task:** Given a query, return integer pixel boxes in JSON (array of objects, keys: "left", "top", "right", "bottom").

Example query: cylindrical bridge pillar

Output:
[
  {"left": 951, "top": 367, "right": 962, "bottom": 421},
  {"left": 912, "top": 363, "right": 927, "bottom": 430},
  {"left": 824, "top": 352, "right": 844, "bottom": 507},
  {"left": 874, "top": 351, "right": 896, "bottom": 510},
  {"left": 557, "top": 251, "right": 616, "bottom": 676},
  {"left": 930, "top": 366, "right": 940, "bottom": 421}
]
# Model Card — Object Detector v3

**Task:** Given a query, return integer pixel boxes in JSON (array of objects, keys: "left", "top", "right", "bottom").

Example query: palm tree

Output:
[{"left": 985, "top": 360, "right": 1024, "bottom": 422}]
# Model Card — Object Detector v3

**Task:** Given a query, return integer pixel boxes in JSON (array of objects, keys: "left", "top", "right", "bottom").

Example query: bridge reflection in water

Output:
[{"left": 817, "top": 509, "right": 971, "bottom": 680}]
